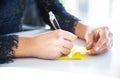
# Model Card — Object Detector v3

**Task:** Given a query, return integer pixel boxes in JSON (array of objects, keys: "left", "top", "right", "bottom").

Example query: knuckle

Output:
[
  {"left": 101, "top": 27, "right": 109, "bottom": 34},
  {"left": 55, "top": 29, "right": 63, "bottom": 35},
  {"left": 105, "top": 43, "right": 109, "bottom": 51},
  {"left": 103, "top": 26, "right": 109, "bottom": 30},
  {"left": 109, "top": 32, "right": 113, "bottom": 37},
  {"left": 111, "top": 43, "right": 113, "bottom": 48},
  {"left": 57, "top": 29, "right": 64, "bottom": 34}
]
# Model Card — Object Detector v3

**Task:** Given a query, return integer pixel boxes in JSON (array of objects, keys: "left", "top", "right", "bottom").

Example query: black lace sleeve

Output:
[
  {"left": 35, "top": 0, "right": 79, "bottom": 33},
  {"left": 0, "top": 35, "right": 18, "bottom": 64}
]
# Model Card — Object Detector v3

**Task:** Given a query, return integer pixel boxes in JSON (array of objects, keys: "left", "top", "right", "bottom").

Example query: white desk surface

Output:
[{"left": 0, "top": 28, "right": 120, "bottom": 80}]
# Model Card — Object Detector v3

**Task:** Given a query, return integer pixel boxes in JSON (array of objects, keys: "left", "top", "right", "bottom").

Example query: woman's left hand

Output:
[{"left": 85, "top": 27, "right": 113, "bottom": 55}]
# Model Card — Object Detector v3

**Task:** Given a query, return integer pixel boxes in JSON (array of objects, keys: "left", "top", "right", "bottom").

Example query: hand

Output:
[
  {"left": 15, "top": 29, "right": 77, "bottom": 59},
  {"left": 74, "top": 21, "right": 113, "bottom": 55},
  {"left": 85, "top": 27, "right": 113, "bottom": 55}
]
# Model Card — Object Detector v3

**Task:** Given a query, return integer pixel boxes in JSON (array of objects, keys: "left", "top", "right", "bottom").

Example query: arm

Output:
[{"left": 0, "top": 30, "right": 77, "bottom": 64}]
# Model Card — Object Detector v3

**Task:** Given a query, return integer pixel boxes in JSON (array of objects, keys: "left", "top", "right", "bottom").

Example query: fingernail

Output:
[{"left": 86, "top": 42, "right": 92, "bottom": 49}]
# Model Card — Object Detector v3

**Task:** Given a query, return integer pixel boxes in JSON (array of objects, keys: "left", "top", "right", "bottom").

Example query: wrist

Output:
[
  {"left": 74, "top": 21, "right": 88, "bottom": 39},
  {"left": 14, "top": 36, "right": 34, "bottom": 58}
]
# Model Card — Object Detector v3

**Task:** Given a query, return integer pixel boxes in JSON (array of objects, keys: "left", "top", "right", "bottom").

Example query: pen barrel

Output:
[
  {"left": 53, "top": 18, "right": 61, "bottom": 29},
  {"left": 49, "top": 11, "right": 61, "bottom": 30}
]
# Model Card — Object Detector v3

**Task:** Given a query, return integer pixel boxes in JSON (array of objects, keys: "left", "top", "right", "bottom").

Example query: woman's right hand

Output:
[{"left": 15, "top": 30, "right": 77, "bottom": 59}]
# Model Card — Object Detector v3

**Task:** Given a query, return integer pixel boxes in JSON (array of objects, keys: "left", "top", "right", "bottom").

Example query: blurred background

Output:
[
  {"left": 23, "top": 0, "right": 120, "bottom": 31},
  {"left": 60, "top": 0, "right": 120, "bottom": 27}
]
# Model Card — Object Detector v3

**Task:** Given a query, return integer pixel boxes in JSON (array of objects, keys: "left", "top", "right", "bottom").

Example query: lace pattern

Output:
[
  {"left": 36, "top": 0, "right": 79, "bottom": 33},
  {"left": 0, "top": 35, "right": 18, "bottom": 64}
]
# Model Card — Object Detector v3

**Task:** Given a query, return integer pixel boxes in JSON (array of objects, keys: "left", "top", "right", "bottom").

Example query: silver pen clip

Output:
[{"left": 49, "top": 11, "right": 61, "bottom": 30}]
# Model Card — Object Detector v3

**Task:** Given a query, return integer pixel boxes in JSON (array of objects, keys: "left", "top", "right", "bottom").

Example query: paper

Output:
[{"left": 58, "top": 46, "right": 90, "bottom": 60}]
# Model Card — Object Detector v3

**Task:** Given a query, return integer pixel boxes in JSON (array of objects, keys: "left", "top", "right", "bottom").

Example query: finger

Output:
[
  {"left": 85, "top": 33, "right": 94, "bottom": 50},
  {"left": 110, "top": 39, "right": 113, "bottom": 48},
  {"left": 93, "top": 29, "right": 113, "bottom": 52},
  {"left": 94, "top": 31, "right": 100, "bottom": 42},
  {"left": 92, "top": 29, "right": 107, "bottom": 52},
  {"left": 60, "top": 47, "right": 71, "bottom": 55},
  {"left": 109, "top": 32, "right": 113, "bottom": 48},
  {"left": 90, "top": 43, "right": 108, "bottom": 55},
  {"left": 59, "top": 30, "right": 77, "bottom": 41},
  {"left": 90, "top": 36, "right": 112, "bottom": 55},
  {"left": 93, "top": 37, "right": 105, "bottom": 52},
  {"left": 109, "top": 32, "right": 113, "bottom": 38},
  {"left": 107, "top": 33, "right": 113, "bottom": 49},
  {"left": 62, "top": 39, "right": 73, "bottom": 49}
]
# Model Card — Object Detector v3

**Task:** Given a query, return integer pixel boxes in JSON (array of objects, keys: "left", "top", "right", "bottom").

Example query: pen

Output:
[{"left": 49, "top": 11, "right": 61, "bottom": 30}]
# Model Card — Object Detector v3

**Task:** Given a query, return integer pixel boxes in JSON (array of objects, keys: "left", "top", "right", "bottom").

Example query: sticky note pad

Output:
[{"left": 58, "top": 47, "right": 90, "bottom": 60}]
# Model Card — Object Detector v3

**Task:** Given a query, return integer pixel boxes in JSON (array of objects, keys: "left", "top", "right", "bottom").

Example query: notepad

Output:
[{"left": 58, "top": 46, "right": 90, "bottom": 60}]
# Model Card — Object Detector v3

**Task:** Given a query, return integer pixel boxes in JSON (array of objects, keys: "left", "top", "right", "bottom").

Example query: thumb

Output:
[{"left": 85, "top": 33, "right": 94, "bottom": 49}]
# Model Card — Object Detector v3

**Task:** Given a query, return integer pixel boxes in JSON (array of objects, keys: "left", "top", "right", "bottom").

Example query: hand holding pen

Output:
[{"left": 48, "top": 11, "right": 90, "bottom": 59}]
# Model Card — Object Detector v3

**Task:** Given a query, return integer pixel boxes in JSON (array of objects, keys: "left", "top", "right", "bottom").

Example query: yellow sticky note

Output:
[{"left": 58, "top": 47, "right": 90, "bottom": 60}]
